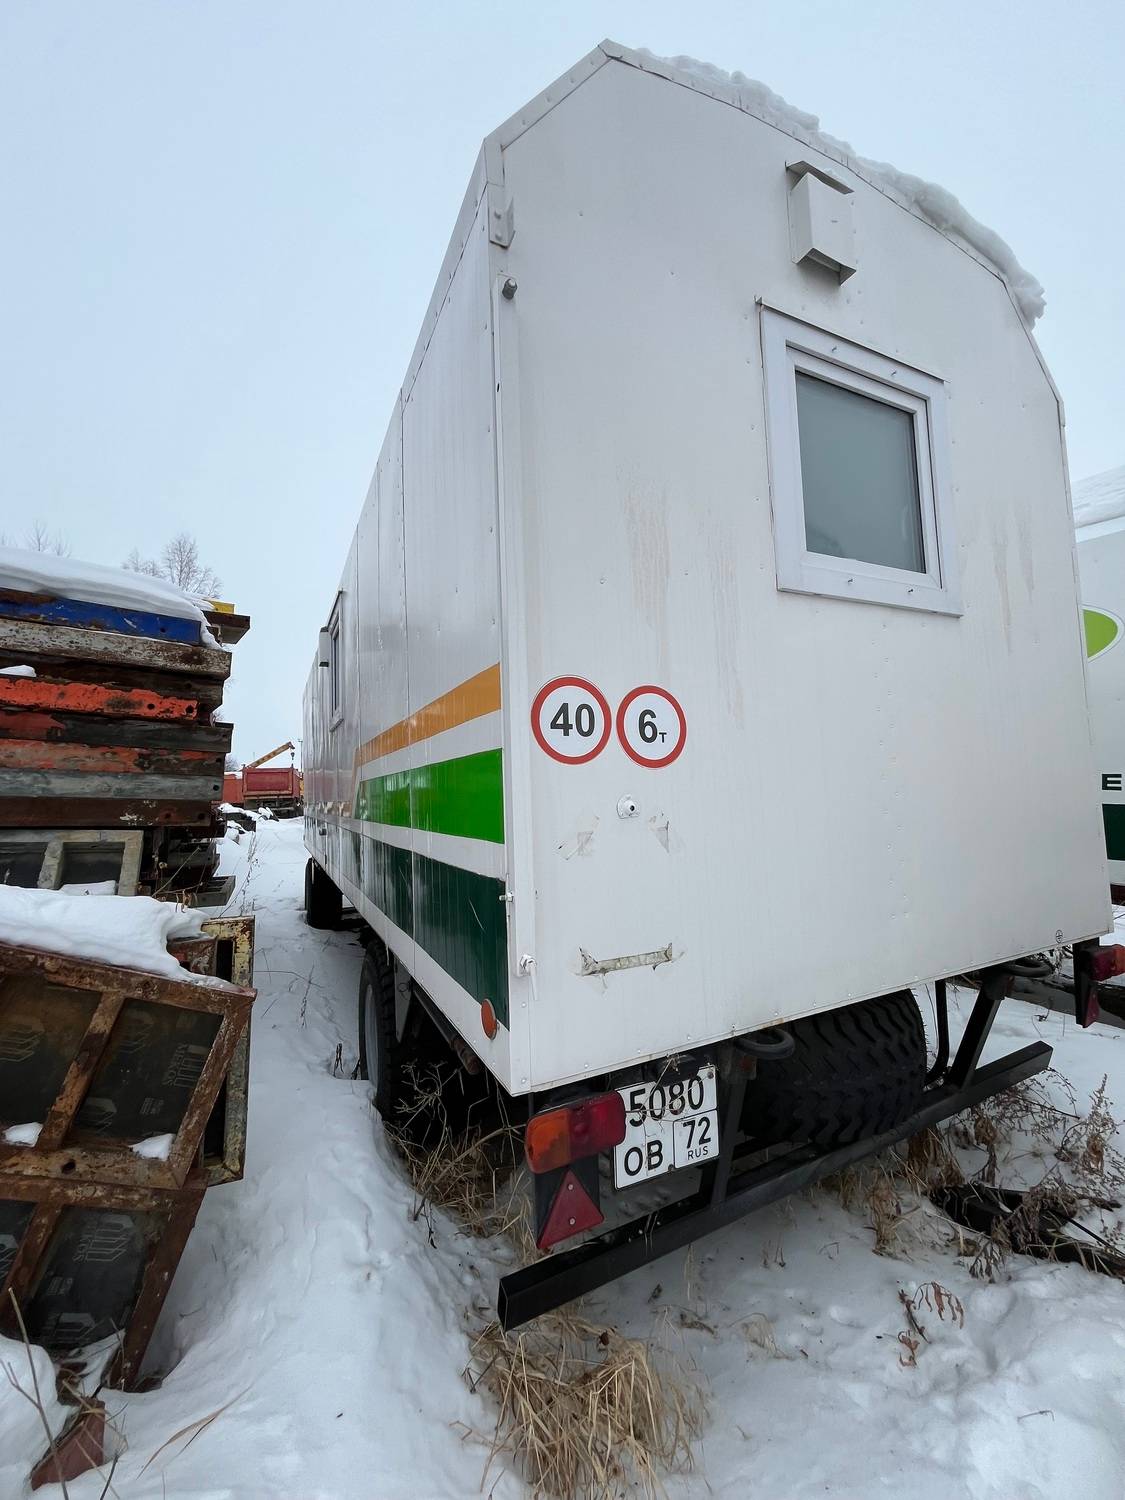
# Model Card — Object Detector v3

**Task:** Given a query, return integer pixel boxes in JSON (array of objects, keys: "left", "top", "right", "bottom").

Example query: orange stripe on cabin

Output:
[
  {"left": 352, "top": 663, "right": 501, "bottom": 771},
  {"left": 0, "top": 678, "right": 200, "bottom": 721}
]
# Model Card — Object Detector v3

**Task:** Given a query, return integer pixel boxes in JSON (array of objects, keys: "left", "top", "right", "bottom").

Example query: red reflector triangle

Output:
[{"left": 537, "top": 1168, "right": 604, "bottom": 1250}]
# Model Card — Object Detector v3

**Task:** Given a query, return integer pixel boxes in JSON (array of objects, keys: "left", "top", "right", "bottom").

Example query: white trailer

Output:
[
  {"left": 1075, "top": 466, "right": 1125, "bottom": 896},
  {"left": 304, "top": 43, "right": 1113, "bottom": 1324}
]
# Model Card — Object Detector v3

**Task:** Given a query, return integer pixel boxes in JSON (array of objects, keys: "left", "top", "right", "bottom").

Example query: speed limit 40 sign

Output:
[
  {"left": 531, "top": 677, "right": 612, "bottom": 764},
  {"left": 616, "top": 685, "right": 687, "bottom": 767}
]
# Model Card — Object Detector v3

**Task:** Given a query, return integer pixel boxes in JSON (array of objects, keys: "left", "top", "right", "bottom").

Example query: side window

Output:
[
  {"left": 328, "top": 600, "right": 343, "bottom": 725},
  {"left": 761, "top": 309, "right": 960, "bottom": 615}
]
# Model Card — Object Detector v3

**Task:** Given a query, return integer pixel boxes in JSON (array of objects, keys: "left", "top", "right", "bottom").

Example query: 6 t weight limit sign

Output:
[{"left": 616, "top": 685, "right": 687, "bottom": 768}]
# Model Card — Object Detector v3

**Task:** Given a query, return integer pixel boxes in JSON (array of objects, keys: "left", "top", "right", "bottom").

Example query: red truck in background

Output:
[{"left": 223, "top": 742, "right": 302, "bottom": 817}]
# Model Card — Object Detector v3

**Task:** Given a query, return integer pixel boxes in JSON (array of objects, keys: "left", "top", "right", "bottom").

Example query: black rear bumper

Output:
[{"left": 498, "top": 973, "right": 1048, "bottom": 1330}]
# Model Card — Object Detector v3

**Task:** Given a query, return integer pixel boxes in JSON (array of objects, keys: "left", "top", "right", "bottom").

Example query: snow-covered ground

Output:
[{"left": 4, "top": 819, "right": 1125, "bottom": 1498}]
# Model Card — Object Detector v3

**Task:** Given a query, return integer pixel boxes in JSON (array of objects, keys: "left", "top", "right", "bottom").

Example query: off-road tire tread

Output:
[
  {"left": 741, "top": 990, "right": 926, "bottom": 1148},
  {"left": 358, "top": 939, "right": 404, "bottom": 1119}
]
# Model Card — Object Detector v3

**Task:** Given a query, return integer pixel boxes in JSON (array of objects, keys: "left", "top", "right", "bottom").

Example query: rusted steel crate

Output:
[
  {"left": 197, "top": 916, "right": 254, "bottom": 1187},
  {"left": 168, "top": 919, "right": 254, "bottom": 1185},
  {"left": 0, "top": 1175, "right": 204, "bottom": 1390},
  {"left": 0, "top": 829, "right": 144, "bottom": 894},
  {"left": 0, "top": 944, "right": 254, "bottom": 1190}
]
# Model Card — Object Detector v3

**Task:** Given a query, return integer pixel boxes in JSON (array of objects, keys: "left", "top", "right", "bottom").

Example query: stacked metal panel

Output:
[
  {"left": 0, "top": 576, "right": 257, "bottom": 1442},
  {"left": 0, "top": 590, "right": 230, "bottom": 832}
]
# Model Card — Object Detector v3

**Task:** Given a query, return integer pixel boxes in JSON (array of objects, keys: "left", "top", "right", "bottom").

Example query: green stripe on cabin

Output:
[
  {"left": 342, "top": 828, "right": 508, "bottom": 1025},
  {"left": 414, "top": 854, "right": 508, "bottom": 1027},
  {"left": 1084, "top": 608, "right": 1122, "bottom": 660},
  {"left": 354, "top": 749, "right": 503, "bottom": 844},
  {"left": 1103, "top": 804, "right": 1125, "bottom": 863}
]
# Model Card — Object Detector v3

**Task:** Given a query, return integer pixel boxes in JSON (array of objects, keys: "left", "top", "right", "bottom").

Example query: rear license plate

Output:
[{"left": 613, "top": 1065, "right": 719, "bottom": 1187}]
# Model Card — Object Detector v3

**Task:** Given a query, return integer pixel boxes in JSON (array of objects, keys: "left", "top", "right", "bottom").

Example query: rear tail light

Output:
[
  {"left": 1087, "top": 944, "right": 1125, "bottom": 982},
  {"left": 524, "top": 1093, "right": 626, "bottom": 1174}
]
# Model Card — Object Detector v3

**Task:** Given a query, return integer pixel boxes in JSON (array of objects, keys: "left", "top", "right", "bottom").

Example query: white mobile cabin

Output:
[{"left": 304, "top": 43, "right": 1108, "bottom": 1105}]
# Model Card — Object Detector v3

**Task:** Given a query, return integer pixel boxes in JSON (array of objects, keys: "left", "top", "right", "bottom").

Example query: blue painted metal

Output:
[{"left": 0, "top": 593, "right": 201, "bottom": 645}]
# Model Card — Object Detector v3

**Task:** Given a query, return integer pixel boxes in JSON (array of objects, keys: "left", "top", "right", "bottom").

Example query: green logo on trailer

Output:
[{"left": 1084, "top": 608, "right": 1124, "bottom": 660}]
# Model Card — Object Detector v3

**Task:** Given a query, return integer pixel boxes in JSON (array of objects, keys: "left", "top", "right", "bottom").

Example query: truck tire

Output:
[
  {"left": 304, "top": 857, "right": 342, "bottom": 930},
  {"left": 357, "top": 940, "right": 408, "bottom": 1121},
  {"left": 740, "top": 990, "right": 926, "bottom": 1148}
]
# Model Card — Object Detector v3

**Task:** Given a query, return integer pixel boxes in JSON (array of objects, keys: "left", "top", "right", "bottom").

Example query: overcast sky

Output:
[{"left": 2, "top": 1, "right": 1122, "bottom": 759}]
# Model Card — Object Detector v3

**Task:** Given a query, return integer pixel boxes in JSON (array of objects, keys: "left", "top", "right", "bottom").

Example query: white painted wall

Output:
[{"left": 497, "top": 57, "right": 1109, "bottom": 1088}]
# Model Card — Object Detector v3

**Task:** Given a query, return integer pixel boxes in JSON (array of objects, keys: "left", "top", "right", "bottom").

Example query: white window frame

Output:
[
  {"left": 328, "top": 600, "right": 343, "bottom": 730},
  {"left": 761, "top": 307, "right": 961, "bottom": 616}
]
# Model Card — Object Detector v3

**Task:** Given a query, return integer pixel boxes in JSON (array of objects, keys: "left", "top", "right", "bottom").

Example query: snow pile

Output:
[
  {"left": 4, "top": 821, "right": 1124, "bottom": 1498},
  {"left": 0, "top": 1335, "right": 66, "bottom": 1481},
  {"left": 0, "top": 546, "right": 219, "bottom": 647},
  {"left": 632, "top": 47, "right": 1045, "bottom": 325},
  {"left": 0, "top": 885, "right": 204, "bottom": 978},
  {"left": 59, "top": 879, "right": 117, "bottom": 896},
  {"left": 131, "top": 1133, "right": 175, "bottom": 1160},
  {"left": 1074, "top": 464, "right": 1125, "bottom": 530},
  {"left": 3, "top": 1122, "right": 43, "bottom": 1146}
]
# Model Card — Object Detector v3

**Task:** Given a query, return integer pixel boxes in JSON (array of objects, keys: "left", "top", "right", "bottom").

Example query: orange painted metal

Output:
[
  {"left": 0, "top": 740, "right": 219, "bottom": 774},
  {"left": 0, "top": 676, "right": 201, "bottom": 721}
]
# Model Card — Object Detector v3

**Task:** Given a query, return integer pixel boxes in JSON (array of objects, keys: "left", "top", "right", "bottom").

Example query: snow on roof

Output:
[
  {"left": 0, "top": 885, "right": 206, "bottom": 980},
  {"left": 0, "top": 546, "right": 219, "bottom": 646},
  {"left": 1074, "top": 465, "right": 1125, "bottom": 530},
  {"left": 627, "top": 46, "right": 1045, "bottom": 326}
]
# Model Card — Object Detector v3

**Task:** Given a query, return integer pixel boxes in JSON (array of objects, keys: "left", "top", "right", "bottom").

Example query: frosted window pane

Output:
[{"left": 795, "top": 373, "right": 925, "bottom": 573}]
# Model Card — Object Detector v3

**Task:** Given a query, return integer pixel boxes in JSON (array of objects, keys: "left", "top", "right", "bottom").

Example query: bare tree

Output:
[
  {"left": 159, "top": 532, "right": 221, "bottom": 595},
  {"left": 123, "top": 546, "right": 160, "bottom": 576},
  {"left": 124, "top": 533, "right": 221, "bottom": 596},
  {"left": 24, "top": 519, "right": 70, "bottom": 555}
]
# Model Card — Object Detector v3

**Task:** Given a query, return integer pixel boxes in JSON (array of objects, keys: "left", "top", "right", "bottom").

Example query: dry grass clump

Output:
[
  {"left": 826, "top": 1073, "right": 1125, "bottom": 1279},
  {"left": 465, "top": 1314, "right": 704, "bottom": 1500},
  {"left": 387, "top": 1063, "right": 525, "bottom": 1243},
  {"left": 385, "top": 1066, "right": 706, "bottom": 1499}
]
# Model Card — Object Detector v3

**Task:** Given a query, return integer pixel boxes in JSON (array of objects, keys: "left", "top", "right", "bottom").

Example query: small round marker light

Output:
[{"left": 481, "top": 998, "right": 498, "bottom": 1040}]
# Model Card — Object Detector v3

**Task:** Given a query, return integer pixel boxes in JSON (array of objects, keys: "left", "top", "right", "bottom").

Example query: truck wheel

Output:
[
  {"left": 740, "top": 990, "right": 926, "bottom": 1148},
  {"left": 357, "top": 940, "right": 408, "bottom": 1121},
  {"left": 304, "top": 857, "right": 342, "bottom": 929}
]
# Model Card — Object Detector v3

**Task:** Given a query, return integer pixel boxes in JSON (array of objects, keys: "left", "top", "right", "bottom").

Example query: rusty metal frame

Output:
[
  {"left": 38, "top": 830, "right": 144, "bottom": 895},
  {"left": 195, "top": 917, "right": 254, "bottom": 1186},
  {"left": 180, "top": 875, "right": 236, "bottom": 909},
  {"left": 0, "top": 797, "right": 218, "bottom": 830},
  {"left": 0, "top": 618, "right": 231, "bottom": 680},
  {"left": 0, "top": 829, "right": 144, "bottom": 895},
  {"left": 0, "top": 943, "right": 253, "bottom": 1190},
  {"left": 0, "top": 1174, "right": 205, "bottom": 1390}
]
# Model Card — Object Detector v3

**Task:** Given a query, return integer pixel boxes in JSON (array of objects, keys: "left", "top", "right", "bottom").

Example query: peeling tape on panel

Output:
[{"left": 579, "top": 944, "right": 674, "bottom": 977}]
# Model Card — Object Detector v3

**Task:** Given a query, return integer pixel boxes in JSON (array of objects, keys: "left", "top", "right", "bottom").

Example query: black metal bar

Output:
[
  {"left": 925, "top": 979, "right": 950, "bottom": 1085},
  {"left": 497, "top": 1040, "right": 1050, "bottom": 1330},
  {"left": 703, "top": 1063, "right": 747, "bottom": 1208},
  {"left": 1072, "top": 939, "right": 1102, "bottom": 1028},
  {"left": 946, "top": 971, "right": 1008, "bottom": 1088}
]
